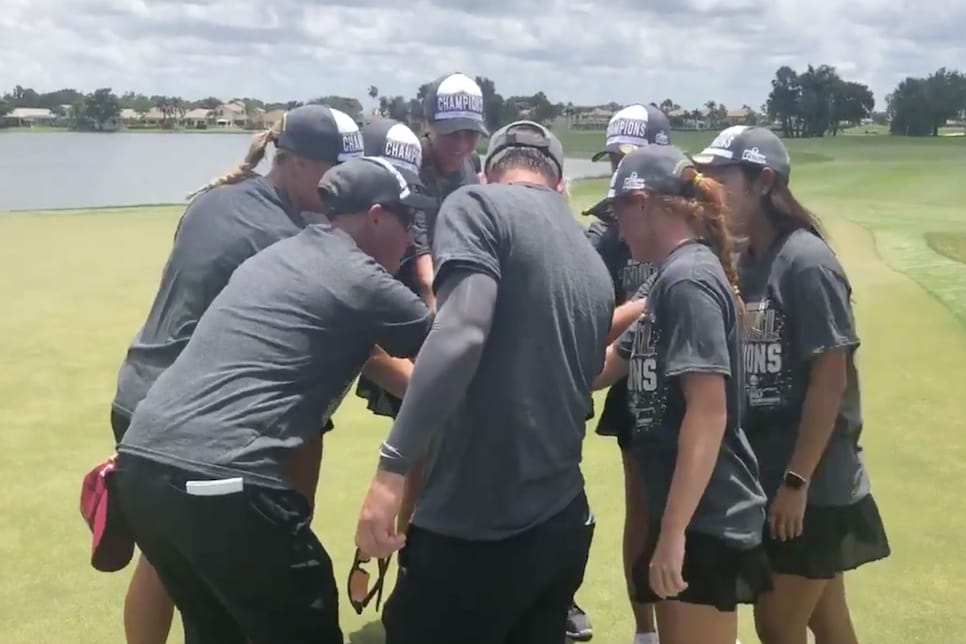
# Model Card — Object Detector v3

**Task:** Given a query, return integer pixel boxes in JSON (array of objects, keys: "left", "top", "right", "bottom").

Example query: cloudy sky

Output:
[{"left": 1, "top": 0, "right": 963, "bottom": 112}]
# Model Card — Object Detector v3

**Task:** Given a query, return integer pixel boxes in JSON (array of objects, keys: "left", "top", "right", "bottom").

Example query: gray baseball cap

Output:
[
  {"left": 319, "top": 156, "right": 435, "bottom": 218},
  {"left": 423, "top": 72, "right": 489, "bottom": 136},
  {"left": 591, "top": 104, "right": 672, "bottom": 162},
  {"left": 276, "top": 104, "right": 364, "bottom": 164},
  {"left": 361, "top": 118, "right": 423, "bottom": 185},
  {"left": 692, "top": 125, "right": 791, "bottom": 178},
  {"left": 485, "top": 120, "right": 564, "bottom": 180},
  {"left": 583, "top": 145, "right": 695, "bottom": 222}
]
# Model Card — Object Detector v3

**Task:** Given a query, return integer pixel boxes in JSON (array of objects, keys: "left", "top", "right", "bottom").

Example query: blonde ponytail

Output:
[
  {"left": 677, "top": 168, "right": 744, "bottom": 320},
  {"left": 185, "top": 123, "right": 282, "bottom": 200}
]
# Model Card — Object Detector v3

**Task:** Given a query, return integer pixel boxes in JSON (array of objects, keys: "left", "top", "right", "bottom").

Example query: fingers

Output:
[
  {"left": 356, "top": 511, "right": 406, "bottom": 559},
  {"left": 648, "top": 561, "right": 687, "bottom": 599},
  {"left": 767, "top": 508, "right": 779, "bottom": 540},
  {"left": 792, "top": 512, "right": 804, "bottom": 540}
]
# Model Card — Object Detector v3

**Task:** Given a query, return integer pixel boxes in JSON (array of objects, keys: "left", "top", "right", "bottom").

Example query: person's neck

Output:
[
  {"left": 653, "top": 224, "right": 698, "bottom": 263},
  {"left": 265, "top": 167, "right": 300, "bottom": 212},
  {"left": 495, "top": 168, "right": 551, "bottom": 187},
  {"left": 746, "top": 214, "right": 778, "bottom": 257}
]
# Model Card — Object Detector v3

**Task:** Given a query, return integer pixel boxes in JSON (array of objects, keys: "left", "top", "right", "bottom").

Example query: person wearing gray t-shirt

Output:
[
  {"left": 114, "top": 158, "right": 434, "bottom": 644},
  {"left": 107, "top": 104, "right": 363, "bottom": 644},
  {"left": 355, "top": 121, "right": 613, "bottom": 644},
  {"left": 593, "top": 145, "right": 770, "bottom": 644},
  {"left": 695, "top": 126, "right": 890, "bottom": 644}
]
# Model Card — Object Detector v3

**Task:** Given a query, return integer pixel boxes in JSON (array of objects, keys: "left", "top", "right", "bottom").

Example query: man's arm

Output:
[
  {"left": 411, "top": 254, "right": 436, "bottom": 311},
  {"left": 378, "top": 270, "right": 497, "bottom": 475},
  {"left": 360, "top": 346, "right": 413, "bottom": 400}
]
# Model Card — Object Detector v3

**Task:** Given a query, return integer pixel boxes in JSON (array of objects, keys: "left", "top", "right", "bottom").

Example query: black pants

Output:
[
  {"left": 383, "top": 491, "right": 595, "bottom": 644},
  {"left": 114, "top": 454, "right": 342, "bottom": 644}
]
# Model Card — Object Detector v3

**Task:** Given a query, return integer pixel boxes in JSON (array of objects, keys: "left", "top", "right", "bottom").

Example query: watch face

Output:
[{"left": 784, "top": 472, "right": 805, "bottom": 489}]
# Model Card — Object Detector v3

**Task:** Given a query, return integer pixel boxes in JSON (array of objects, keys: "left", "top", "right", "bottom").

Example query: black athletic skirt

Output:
[
  {"left": 594, "top": 378, "right": 635, "bottom": 451},
  {"left": 632, "top": 525, "right": 772, "bottom": 612},
  {"left": 765, "top": 494, "right": 890, "bottom": 579}
]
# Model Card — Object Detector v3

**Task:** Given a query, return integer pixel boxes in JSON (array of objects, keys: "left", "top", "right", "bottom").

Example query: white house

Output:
[
  {"left": 3, "top": 107, "right": 55, "bottom": 127},
  {"left": 214, "top": 101, "right": 247, "bottom": 127}
]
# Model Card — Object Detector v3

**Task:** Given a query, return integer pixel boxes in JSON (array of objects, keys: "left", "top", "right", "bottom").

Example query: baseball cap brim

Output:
[
  {"left": 582, "top": 196, "right": 616, "bottom": 223},
  {"left": 690, "top": 150, "right": 736, "bottom": 167},
  {"left": 432, "top": 117, "right": 489, "bottom": 137},
  {"left": 590, "top": 142, "right": 641, "bottom": 163},
  {"left": 399, "top": 190, "right": 435, "bottom": 212}
]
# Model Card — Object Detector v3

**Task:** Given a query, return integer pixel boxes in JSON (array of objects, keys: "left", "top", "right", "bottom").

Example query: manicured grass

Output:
[
  {"left": 1, "top": 134, "right": 964, "bottom": 643},
  {"left": 926, "top": 231, "right": 966, "bottom": 264}
]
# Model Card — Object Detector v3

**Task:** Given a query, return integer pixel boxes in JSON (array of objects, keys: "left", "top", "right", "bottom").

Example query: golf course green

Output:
[{"left": 0, "top": 131, "right": 963, "bottom": 643}]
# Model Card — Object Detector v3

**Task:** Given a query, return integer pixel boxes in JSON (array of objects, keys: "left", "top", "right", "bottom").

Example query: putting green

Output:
[{"left": 1, "top": 135, "right": 964, "bottom": 643}]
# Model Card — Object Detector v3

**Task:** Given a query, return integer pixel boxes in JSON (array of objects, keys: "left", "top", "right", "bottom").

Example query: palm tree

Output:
[{"left": 368, "top": 85, "right": 379, "bottom": 116}]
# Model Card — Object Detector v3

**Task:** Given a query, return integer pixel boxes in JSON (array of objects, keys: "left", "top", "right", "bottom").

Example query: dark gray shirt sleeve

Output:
[
  {"left": 431, "top": 189, "right": 504, "bottom": 289},
  {"left": 366, "top": 271, "right": 435, "bottom": 358},
  {"left": 662, "top": 280, "right": 731, "bottom": 378},
  {"left": 633, "top": 272, "right": 657, "bottom": 300},
  {"left": 787, "top": 264, "right": 859, "bottom": 358},
  {"left": 409, "top": 210, "right": 431, "bottom": 257},
  {"left": 378, "top": 270, "right": 498, "bottom": 474}
]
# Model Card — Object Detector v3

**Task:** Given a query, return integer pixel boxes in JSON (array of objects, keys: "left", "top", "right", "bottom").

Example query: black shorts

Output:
[
  {"left": 594, "top": 378, "right": 635, "bottom": 451},
  {"left": 632, "top": 525, "right": 772, "bottom": 612},
  {"left": 765, "top": 494, "right": 890, "bottom": 579},
  {"left": 110, "top": 407, "right": 131, "bottom": 444},
  {"left": 383, "top": 492, "right": 595, "bottom": 644},
  {"left": 114, "top": 454, "right": 342, "bottom": 644}
]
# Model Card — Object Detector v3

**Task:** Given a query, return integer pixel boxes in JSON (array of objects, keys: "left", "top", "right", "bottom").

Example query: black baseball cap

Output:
[
  {"left": 423, "top": 72, "right": 489, "bottom": 136},
  {"left": 583, "top": 145, "right": 696, "bottom": 222},
  {"left": 591, "top": 104, "right": 671, "bottom": 162},
  {"left": 485, "top": 120, "right": 565, "bottom": 180},
  {"left": 692, "top": 125, "right": 791, "bottom": 178},
  {"left": 319, "top": 156, "right": 435, "bottom": 217},
  {"left": 361, "top": 119, "right": 423, "bottom": 185},
  {"left": 277, "top": 104, "right": 364, "bottom": 164}
]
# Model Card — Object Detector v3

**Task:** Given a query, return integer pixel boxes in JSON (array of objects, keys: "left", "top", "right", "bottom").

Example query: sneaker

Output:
[
  {"left": 566, "top": 603, "right": 593, "bottom": 641},
  {"left": 634, "top": 633, "right": 659, "bottom": 644}
]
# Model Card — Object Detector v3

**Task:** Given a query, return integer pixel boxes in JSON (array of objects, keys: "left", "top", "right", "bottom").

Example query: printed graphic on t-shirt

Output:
[
  {"left": 627, "top": 316, "right": 666, "bottom": 431},
  {"left": 743, "top": 298, "right": 791, "bottom": 408},
  {"left": 620, "top": 260, "right": 657, "bottom": 301}
]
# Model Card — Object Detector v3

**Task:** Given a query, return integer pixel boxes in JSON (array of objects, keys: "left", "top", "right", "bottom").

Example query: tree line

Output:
[{"left": 3, "top": 66, "right": 964, "bottom": 137}]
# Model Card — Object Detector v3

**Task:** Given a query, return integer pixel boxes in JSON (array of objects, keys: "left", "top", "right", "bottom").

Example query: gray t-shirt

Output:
[
  {"left": 585, "top": 220, "right": 658, "bottom": 436},
  {"left": 113, "top": 176, "right": 306, "bottom": 418},
  {"left": 738, "top": 228, "right": 868, "bottom": 506},
  {"left": 617, "top": 241, "right": 765, "bottom": 549},
  {"left": 119, "top": 225, "right": 433, "bottom": 489},
  {"left": 412, "top": 182, "right": 614, "bottom": 540}
]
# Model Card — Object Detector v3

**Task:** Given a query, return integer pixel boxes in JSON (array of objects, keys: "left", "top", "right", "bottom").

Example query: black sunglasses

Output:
[
  {"left": 379, "top": 203, "right": 416, "bottom": 232},
  {"left": 347, "top": 548, "right": 392, "bottom": 615}
]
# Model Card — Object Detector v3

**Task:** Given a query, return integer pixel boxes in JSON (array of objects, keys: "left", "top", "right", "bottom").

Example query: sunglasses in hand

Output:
[{"left": 347, "top": 547, "right": 392, "bottom": 615}]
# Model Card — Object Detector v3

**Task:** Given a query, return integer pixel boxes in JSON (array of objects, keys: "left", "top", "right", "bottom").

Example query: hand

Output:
[
  {"left": 649, "top": 529, "right": 687, "bottom": 599},
  {"left": 356, "top": 470, "right": 407, "bottom": 559},
  {"left": 768, "top": 485, "right": 807, "bottom": 542}
]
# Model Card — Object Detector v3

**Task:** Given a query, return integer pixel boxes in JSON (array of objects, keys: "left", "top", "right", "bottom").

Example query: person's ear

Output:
[
  {"left": 759, "top": 167, "right": 776, "bottom": 196},
  {"left": 366, "top": 203, "right": 384, "bottom": 229},
  {"left": 556, "top": 176, "right": 567, "bottom": 194}
]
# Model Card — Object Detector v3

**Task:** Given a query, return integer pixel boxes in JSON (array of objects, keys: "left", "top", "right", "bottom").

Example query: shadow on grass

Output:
[
  {"left": 926, "top": 231, "right": 966, "bottom": 265},
  {"left": 348, "top": 620, "right": 385, "bottom": 644}
]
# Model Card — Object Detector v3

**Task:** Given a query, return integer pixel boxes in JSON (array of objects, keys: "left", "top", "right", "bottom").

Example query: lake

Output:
[{"left": 0, "top": 131, "right": 610, "bottom": 212}]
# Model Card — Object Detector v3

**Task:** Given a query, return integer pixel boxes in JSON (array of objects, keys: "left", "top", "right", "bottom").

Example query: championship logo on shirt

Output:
[
  {"left": 332, "top": 109, "right": 364, "bottom": 161},
  {"left": 743, "top": 298, "right": 789, "bottom": 408},
  {"left": 621, "top": 260, "right": 656, "bottom": 301},
  {"left": 435, "top": 73, "right": 485, "bottom": 123},
  {"left": 628, "top": 314, "right": 666, "bottom": 432}
]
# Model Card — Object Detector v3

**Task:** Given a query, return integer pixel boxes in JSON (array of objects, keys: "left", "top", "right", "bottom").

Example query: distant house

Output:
[
  {"left": 572, "top": 107, "right": 615, "bottom": 130},
  {"left": 119, "top": 108, "right": 142, "bottom": 125},
  {"left": 3, "top": 107, "right": 55, "bottom": 127},
  {"left": 214, "top": 101, "right": 247, "bottom": 128},
  {"left": 142, "top": 108, "right": 165, "bottom": 127},
  {"left": 258, "top": 109, "right": 287, "bottom": 130},
  {"left": 184, "top": 108, "right": 212, "bottom": 129},
  {"left": 726, "top": 107, "right": 753, "bottom": 125}
]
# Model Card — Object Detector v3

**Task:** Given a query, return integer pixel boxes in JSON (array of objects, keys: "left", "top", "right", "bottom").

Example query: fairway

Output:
[{"left": 1, "top": 134, "right": 964, "bottom": 644}]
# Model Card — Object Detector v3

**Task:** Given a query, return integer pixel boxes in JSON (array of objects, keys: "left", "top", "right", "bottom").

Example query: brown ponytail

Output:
[
  {"left": 185, "top": 122, "right": 283, "bottom": 200},
  {"left": 669, "top": 168, "right": 744, "bottom": 320}
]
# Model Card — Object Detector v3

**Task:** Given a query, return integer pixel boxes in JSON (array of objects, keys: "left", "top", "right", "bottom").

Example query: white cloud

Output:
[{"left": 0, "top": 0, "right": 963, "bottom": 110}]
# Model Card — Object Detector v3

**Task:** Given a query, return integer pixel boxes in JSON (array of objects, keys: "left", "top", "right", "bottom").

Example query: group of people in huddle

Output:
[{"left": 98, "top": 71, "right": 890, "bottom": 644}]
